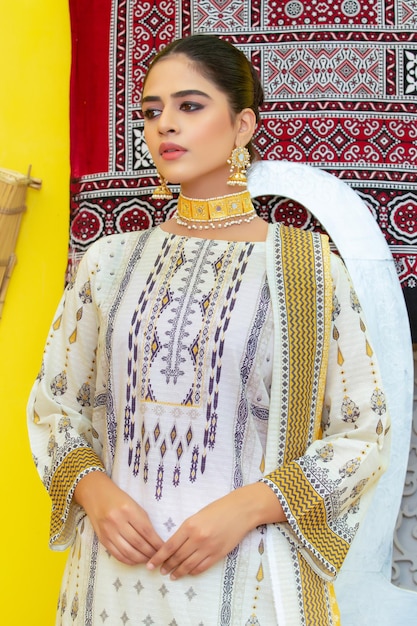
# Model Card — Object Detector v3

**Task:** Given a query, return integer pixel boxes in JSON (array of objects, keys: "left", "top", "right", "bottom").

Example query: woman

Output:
[{"left": 28, "top": 34, "right": 390, "bottom": 625}]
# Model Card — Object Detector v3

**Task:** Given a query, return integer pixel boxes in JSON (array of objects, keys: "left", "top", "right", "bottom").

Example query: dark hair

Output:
[{"left": 144, "top": 34, "right": 264, "bottom": 158}]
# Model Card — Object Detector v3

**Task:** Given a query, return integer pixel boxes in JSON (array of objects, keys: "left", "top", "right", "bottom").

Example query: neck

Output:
[{"left": 176, "top": 190, "right": 256, "bottom": 230}]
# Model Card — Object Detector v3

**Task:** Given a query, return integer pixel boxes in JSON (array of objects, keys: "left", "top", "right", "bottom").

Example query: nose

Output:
[{"left": 157, "top": 107, "right": 178, "bottom": 135}]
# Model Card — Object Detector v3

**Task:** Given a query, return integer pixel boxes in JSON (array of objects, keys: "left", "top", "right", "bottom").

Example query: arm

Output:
[
  {"left": 27, "top": 237, "right": 162, "bottom": 559},
  {"left": 27, "top": 246, "right": 106, "bottom": 549},
  {"left": 261, "top": 254, "right": 391, "bottom": 579}
]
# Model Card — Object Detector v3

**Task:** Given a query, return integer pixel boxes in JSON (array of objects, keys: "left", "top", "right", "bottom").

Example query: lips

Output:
[{"left": 159, "top": 143, "right": 187, "bottom": 160}]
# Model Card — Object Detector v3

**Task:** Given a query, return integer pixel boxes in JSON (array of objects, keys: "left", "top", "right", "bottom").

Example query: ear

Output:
[{"left": 235, "top": 108, "right": 257, "bottom": 147}]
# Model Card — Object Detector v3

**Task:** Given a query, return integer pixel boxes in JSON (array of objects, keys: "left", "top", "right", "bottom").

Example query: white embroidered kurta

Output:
[{"left": 27, "top": 224, "right": 390, "bottom": 625}]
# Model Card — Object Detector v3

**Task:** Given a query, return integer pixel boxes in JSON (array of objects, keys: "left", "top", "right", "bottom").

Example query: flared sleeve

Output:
[
  {"left": 263, "top": 226, "right": 390, "bottom": 580},
  {"left": 27, "top": 243, "right": 106, "bottom": 550}
]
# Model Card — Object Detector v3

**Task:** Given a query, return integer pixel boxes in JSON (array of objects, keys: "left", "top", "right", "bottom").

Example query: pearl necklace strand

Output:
[{"left": 175, "top": 190, "right": 256, "bottom": 230}]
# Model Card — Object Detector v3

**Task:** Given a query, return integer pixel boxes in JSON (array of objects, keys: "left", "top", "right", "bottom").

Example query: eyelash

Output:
[
  {"left": 142, "top": 109, "right": 160, "bottom": 120},
  {"left": 180, "top": 102, "right": 204, "bottom": 112},
  {"left": 142, "top": 102, "right": 204, "bottom": 120}
]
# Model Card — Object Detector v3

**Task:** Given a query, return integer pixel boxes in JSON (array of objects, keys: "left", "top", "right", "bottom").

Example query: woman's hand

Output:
[
  {"left": 74, "top": 471, "right": 163, "bottom": 565},
  {"left": 147, "top": 482, "right": 285, "bottom": 579}
]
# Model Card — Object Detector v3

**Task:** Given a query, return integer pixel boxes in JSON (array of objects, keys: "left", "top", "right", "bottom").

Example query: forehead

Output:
[{"left": 143, "top": 54, "right": 224, "bottom": 98}]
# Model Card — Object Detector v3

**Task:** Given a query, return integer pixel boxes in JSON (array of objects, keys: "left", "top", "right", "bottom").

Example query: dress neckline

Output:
[{"left": 156, "top": 224, "right": 269, "bottom": 246}]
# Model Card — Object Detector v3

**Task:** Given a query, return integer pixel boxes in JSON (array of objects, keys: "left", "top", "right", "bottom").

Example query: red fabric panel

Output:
[
  {"left": 67, "top": 0, "right": 417, "bottom": 340},
  {"left": 69, "top": 0, "right": 112, "bottom": 177}
]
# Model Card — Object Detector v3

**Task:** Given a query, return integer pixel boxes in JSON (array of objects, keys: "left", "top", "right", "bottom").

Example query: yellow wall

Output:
[{"left": 0, "top": 2, "right": 71, "bottom": 623}]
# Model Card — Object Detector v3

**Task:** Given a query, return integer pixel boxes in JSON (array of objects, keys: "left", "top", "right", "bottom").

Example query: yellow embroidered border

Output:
[
  {"left": 265, "top": 225, "right": 350, "bottom": 577},
  {"left": 49, "top": 446, "right": 104, "bottom": 542},
  {"left": 268, "top": 462, "right": 350, "bottom": 572},
  {"left": 298, "top": 552, "right": 341, "bottom": 625},
  {"left": 279, "top": 226, "right": 332, "bottom": 462}
]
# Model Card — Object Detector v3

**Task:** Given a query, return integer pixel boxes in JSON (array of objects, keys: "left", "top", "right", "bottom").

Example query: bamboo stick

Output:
[{"left": 0, "top": 166, "right": 42, "bottom": 318}]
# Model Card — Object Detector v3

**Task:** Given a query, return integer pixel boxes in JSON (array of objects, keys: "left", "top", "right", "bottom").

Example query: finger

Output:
[
  {"left": 159, "top": 542, "right": 199, "bottom": 576},
  {"left": 147, "top": 533, "right": 188, "bottom": 570},
  {"left": 157, "top": 533, "right": 212, "bottom": 577},
  {"left": 169, "top": 550, "right": 212, "bottom": 580},
  {"left": 125, "top": 525, "right": 162, "bottom": 559},
  {"left": 128, "top": 516, "right": 164, "bottom": 553},
  {"left": 103, "top": 537, "right": 142, "bottom": 566},
  {"left": 100, "top": 525, "right": 155, "bottom": 565},
  {"left": 188, "top": 555, "right": 213, "bottom": 576}
]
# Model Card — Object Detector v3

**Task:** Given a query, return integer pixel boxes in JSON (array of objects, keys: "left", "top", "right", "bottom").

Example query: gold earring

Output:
[
  {"left": 227, "top": 146, "right": 251, "bottom": 186},
  {"left": 152, "top": 173, "right": 173, "bottom": 200}
]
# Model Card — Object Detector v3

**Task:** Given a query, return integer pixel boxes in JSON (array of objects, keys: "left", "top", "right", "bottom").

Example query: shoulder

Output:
[
  {"left": 88, "top": 228, "right": 154, "bottom": 260},
  {"left": 76, "top": 228, "right": 158, "bottom": 273},
  {"left": 268, "top": 223, "right": 330, "bottom": 258},
  {"left": 67, "top": 228, "right": 159, "bottom": 293},
  {"left": 67, "top": 228, "right": 160, "bottom": 310},
  {"left": 269, "top": 222, "right": 328, "bottom": 242},
  {"left": 268, "top": 225, "right": 347, "bottom": 284}
]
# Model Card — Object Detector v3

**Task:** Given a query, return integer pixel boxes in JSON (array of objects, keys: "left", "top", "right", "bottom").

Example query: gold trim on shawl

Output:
[
  {"left": 264, "top": 223, "right": 349, "bottom": 582},
  {"left": 277, "top": 224, "right": 332, "bottom": 462}
]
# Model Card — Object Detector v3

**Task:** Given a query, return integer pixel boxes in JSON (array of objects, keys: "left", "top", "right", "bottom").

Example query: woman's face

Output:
[{"left": 142, "top": 54, "right": 249, "bottom": 198}]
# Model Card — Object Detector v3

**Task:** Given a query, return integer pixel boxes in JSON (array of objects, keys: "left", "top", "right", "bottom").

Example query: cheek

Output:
[
  {"left": 193, "top": 117, "right": 235, "bottom": 152},
  {"left": 143, "top": 126, "right": 158, "bottom": 158},
  {"left": 143, "top": 125, "right": 152, "bottom": 145}
]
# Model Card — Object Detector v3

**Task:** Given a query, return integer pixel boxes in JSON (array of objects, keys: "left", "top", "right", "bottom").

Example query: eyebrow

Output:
[{"left": 141, "top": 89, "right": 212, "bottom": 104}]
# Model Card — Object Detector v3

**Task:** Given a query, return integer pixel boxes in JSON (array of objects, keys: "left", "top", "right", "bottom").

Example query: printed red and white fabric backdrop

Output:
[{"left": 69, "top": 0, "right": 417, "bottom": 338}]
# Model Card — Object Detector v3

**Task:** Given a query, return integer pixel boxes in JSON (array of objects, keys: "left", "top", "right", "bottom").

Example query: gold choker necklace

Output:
[{"left": 176, "top": 190, "right": 256, "bottom": 230}]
